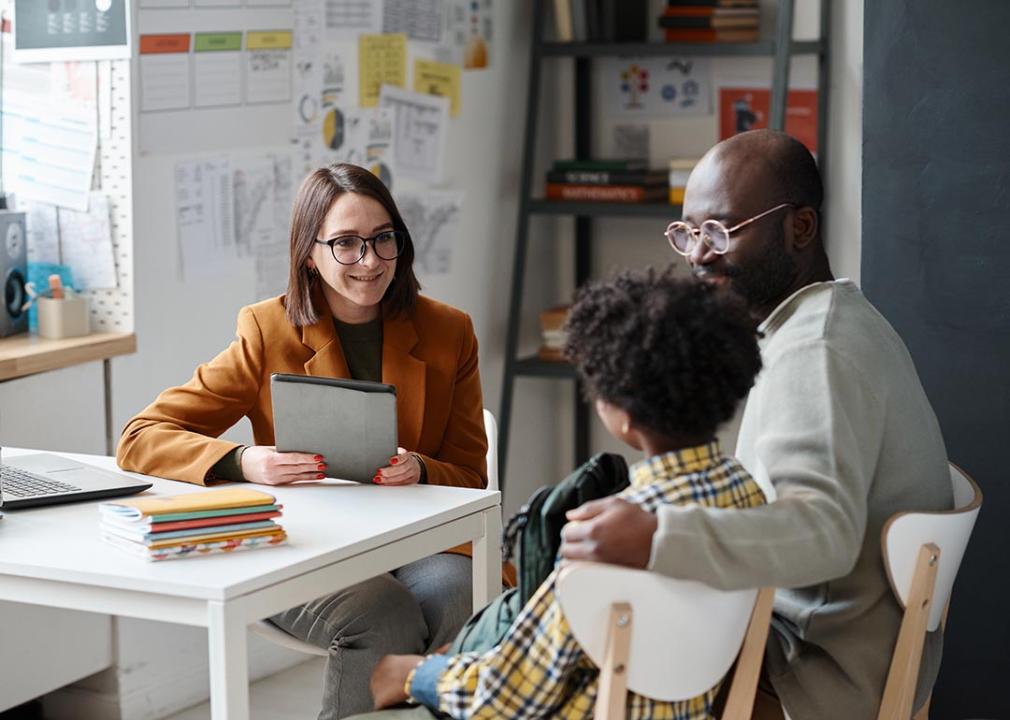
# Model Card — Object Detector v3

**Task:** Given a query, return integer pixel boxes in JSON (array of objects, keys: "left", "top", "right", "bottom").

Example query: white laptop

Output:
[{"left": 0, "top": 447, "right": 152, "bottom": 510}]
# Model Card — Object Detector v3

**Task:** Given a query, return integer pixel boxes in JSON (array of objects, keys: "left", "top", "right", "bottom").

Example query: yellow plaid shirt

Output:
[{"left": 407, "top": 441, "right": 767, "bottom": 719}]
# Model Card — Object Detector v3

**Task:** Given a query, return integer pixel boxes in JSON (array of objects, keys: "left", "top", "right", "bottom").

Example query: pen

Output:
[{"left": 48, "top": 274, "right": 64, "bottom": 300}]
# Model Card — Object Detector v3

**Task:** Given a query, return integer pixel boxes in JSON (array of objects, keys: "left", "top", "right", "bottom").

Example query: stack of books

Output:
[
  {"left": 659, "top": 0, "right": 760, "bottom": 43},
  {"left": 100, "top": 487, "right": 287, "bottom": 561},
  {"left": 538, "top": 305, "right": 570, "bottom": 362},
  {"left": 545, "top": 159, "right": 668, "bottom": 204}
]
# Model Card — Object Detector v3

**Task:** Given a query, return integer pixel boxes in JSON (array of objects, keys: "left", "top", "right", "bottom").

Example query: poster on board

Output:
[{"left": 13, "top": 0, "right": 132, "bottom": 62}]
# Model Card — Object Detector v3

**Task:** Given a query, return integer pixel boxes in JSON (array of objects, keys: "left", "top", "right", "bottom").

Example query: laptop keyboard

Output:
[{"left": 0, "top": 465, "right": 82, "bottom": 498}]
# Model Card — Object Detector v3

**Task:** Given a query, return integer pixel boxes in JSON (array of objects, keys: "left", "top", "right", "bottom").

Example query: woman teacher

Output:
[{"left": 117, "top": 163, "right": 487, "bottom": 719}]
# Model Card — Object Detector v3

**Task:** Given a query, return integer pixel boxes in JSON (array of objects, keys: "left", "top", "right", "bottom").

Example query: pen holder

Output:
[{"left": 37, "top": 295, "right": 90, "bottom": 339}]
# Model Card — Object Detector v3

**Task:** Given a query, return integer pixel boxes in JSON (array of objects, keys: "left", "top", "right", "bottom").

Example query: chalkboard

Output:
[
  {"left": 862, "top": 2, "right": 1010, "bottom": 717},
  {"left": 13, "top": 0, "right": 130, "bottom": 62}
]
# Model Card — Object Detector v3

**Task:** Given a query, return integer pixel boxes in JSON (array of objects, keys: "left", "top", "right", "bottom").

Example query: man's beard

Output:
[{"left": 696, "top": 232, "right": 797, "bottom": 311}]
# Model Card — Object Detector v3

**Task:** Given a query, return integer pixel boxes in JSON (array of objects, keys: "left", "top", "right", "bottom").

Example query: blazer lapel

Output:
[
  {"left": 302, "top": 287, "right": 350, "bottom": 378},
  {"left": 382, "top": 312, "right": 426, "bottom": 452}
]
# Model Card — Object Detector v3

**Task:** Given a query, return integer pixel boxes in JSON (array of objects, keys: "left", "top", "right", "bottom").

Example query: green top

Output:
[
  {"left": 207, "top": 316, "right": 384, "bottom": 482},
  {"left": 332, "top": 316, "right": 383, "bottom": 382}
]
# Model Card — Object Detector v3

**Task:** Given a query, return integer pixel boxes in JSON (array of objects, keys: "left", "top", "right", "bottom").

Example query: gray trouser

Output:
[{"left": 270, "top": 553, "right": 472, "bottom": 720}]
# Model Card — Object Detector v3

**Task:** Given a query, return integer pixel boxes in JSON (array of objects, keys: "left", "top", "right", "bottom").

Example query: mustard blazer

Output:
[{"left": 117, "top": 290, "right": 488, "bottom": 492}]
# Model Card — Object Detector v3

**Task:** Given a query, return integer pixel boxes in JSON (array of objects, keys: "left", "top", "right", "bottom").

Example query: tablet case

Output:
[{"left": 270, "top": 373, "right": 398, "bottom": 483}]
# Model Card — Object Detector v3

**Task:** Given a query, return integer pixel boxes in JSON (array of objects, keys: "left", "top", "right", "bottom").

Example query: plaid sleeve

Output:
[{"left": 416, "top": 568, "right": 590, "bottom": 719}]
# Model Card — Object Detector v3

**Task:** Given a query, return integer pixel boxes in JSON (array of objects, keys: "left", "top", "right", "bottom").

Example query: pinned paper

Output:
[
  {"left": 379, "top": 85, "right": 448, "bottom": 183},
  {"left": 57, "top": 192, "right": 117, "bottom": 290},
  {"left": 358, "top": 33, "right": 406, "bottom": 108},
  {"left": 413, "top": 58, "right": 461, "bottom": 117}
]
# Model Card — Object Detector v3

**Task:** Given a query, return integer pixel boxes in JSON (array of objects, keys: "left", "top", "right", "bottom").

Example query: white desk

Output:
[{"left": 0, "top": 449, "right": 502, "bottom": 720}]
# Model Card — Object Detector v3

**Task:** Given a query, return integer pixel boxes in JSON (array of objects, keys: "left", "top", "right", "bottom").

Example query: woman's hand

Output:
[
  {"left": 374, "top": 447, "right": 422, "bottom": 485},
  {"left": 240, "top": 445, "right": 326, "bottom": 485}
]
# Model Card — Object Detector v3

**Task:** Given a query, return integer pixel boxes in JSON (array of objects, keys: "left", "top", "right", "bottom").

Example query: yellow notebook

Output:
[{"left": 100, "top": 488, "right": 278, "bottom": 520}]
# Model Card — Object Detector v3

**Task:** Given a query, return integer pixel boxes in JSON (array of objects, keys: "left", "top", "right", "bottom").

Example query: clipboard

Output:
[{"left": 270, "top": 373, "right": 398, "bottom": 484}]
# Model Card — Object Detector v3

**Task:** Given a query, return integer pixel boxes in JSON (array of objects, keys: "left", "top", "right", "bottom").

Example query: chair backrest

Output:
[
  {"left": 483, "top": 408, "right": 498, "bottom": 492},
  {"left": 556, "top": 561, "right": 767, "bottom": 703},
  {"left": 882, "top": 463, "right": 982, "bottom": 632}
]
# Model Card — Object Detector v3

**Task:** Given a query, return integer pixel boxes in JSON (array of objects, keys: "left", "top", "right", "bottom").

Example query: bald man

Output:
[{"left": 560, "top": 130, "right": 952, "bottom": 720}]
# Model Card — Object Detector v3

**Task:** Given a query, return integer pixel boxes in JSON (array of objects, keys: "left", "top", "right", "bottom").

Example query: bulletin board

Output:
[{"left": 0, "top": 25, "right": 134, "bottom": 333}]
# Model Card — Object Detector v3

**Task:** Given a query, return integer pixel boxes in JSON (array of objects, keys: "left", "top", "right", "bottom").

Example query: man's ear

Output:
[{"left": 790, "top": 206, "right": 819, "bottom": 251}]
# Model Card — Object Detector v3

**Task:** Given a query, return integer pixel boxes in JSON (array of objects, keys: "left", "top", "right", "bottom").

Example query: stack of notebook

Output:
[{"left": 99, "top": 487, "right": 287, "bottom": 561}]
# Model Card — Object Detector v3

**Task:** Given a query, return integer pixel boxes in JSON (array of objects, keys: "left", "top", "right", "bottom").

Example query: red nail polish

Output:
[
  {"left": 374, "top": 476, "right": 382, "bottom": 484},
  {"left": 314, "top": 455, "right": 323, "bottom": 462},
  {"left": 390, "top": 457, "right": 399, "bottom": 465},
  {"left": 316, "top": 473, "right": 325, "bottom": 479},
  {"left": 318, "top": 464, "right": 326, "bottom": 471}
]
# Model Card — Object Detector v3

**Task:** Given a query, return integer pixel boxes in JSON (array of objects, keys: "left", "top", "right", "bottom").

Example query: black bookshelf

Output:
[{"left": 497, "top": 0, "right": 831, "bottom": 492}]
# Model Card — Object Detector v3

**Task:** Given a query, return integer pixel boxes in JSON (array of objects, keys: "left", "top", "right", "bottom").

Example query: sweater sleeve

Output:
[
  {"left": 648, "top": 341, "right": 885, "bottom": 590},
  {"left": 116, "top": 307, "right": 264, "bottom": 485}
]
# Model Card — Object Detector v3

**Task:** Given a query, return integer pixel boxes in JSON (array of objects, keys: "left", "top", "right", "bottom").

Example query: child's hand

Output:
[{"left": 559, "top": 497, "right": 657, "bottom": 569}]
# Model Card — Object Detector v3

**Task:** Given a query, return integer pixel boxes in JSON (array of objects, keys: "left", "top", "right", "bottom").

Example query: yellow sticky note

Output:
[
  {"left": 413, "top": 58, "right": 462, "bottom": 117},
  {"left": 359, "top": 33, "right": 407, "bottom": 108}
]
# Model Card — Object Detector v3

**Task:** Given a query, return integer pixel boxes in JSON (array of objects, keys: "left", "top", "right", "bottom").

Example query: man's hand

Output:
[
  {"left": 370, "top": 654, "right": 424, "bottom": 709},
  {"left": 559, "top": 497, "right": 658, "bottom": 568}
]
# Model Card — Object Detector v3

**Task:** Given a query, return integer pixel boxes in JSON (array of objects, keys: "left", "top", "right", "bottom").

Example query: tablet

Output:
[{"left": 270, "top": 373, "right": 398, "bottom": 483}]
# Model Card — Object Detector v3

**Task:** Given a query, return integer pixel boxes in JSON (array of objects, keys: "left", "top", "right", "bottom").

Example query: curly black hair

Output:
[{"left": 563, "top": 267, "right": 762, "bottom": 439}]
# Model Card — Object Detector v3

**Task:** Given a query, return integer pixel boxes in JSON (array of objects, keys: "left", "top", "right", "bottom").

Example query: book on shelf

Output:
[
  {"left": 665, "top": 0, "right": 758, "bottom": 7},
  {"left": 546, "top": 183, "right": 669, "bottom": 203},
  {"left": 538, "top": 305, "right": 570, "bottom": 363},
  {"left": 659, "top": 12, "right": 758, "bottom": 30},
  {"left": 664, "top": 27, "right": 760, "bottom": 42},
  {"left": 552, "top": 158, "right": 650, "bottom": 172},
  {"left": 545, "top": 169, "right": 668, "bottom": 186},
  {"left": 99, "top": 487, "right": 287, "bottom": 561},
  {"left": 553, "top": 0, "right": 573, "bottom": 41}
]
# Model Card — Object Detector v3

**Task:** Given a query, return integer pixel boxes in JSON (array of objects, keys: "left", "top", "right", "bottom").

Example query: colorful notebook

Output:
[{"left": 100, "top": 488, "right": 277, "bottom": 520}]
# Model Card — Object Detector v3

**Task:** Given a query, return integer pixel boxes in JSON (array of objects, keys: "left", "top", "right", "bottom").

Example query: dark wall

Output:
[{"left": 862, "top": 2, "right": 1010, "bottom": 718}]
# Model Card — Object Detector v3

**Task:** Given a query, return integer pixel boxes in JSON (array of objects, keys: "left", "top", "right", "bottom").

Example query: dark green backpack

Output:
[{"left": 448, "top": 452, "right": 629, "bottom": 655}]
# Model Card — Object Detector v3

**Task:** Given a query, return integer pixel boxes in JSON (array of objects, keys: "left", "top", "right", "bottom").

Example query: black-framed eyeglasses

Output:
[
  {"left": 314, "top": 230, "right": 407, "bottom": 265},
  {"left": 664, "top": 203, "right": 795, "bottom": 256}
]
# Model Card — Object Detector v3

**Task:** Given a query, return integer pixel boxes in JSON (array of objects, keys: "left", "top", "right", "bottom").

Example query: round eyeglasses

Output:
[
  {"left": 314, "top": 230, "right": 407, "bottom": 265},
  {"left": 665, "top": 203, "right": 794, "bottom": 256}
]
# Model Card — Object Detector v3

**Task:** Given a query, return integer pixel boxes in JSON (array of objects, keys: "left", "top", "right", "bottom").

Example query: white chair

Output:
[
  {"left": 878, "top": 462, "right": 982, "bottom": 720},
  {"left": 249, "top": 408, "right": 500, "bottom": 656},
  {"left": 556, "top": 562, "right": 774, "bottom": 720}
]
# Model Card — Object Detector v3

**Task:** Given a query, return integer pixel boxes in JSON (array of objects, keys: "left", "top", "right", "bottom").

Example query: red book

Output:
[
  {"left": 664, "top": 28, "right": 759, "bottom": 42},
  {"left": 147, "top": 510, "right": 283, "bottom": 533},
  {"left": 545, "top": 183, "right": 669, "bottom": 203}
]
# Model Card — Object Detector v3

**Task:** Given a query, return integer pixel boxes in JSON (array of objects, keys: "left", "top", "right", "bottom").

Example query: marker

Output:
[{"left": 48, "top": 274, "right": 64, "bottom": 300}]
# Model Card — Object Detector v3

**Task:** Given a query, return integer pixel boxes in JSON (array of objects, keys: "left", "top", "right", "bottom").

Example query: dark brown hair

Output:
[{"left": 285, "top": 164, "right": 420, "bottom": 326}]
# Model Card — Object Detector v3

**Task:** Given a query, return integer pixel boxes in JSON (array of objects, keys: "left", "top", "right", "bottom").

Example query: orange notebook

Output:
[{"left": 100, "top": 487, "right": 278, "bottom": 520}]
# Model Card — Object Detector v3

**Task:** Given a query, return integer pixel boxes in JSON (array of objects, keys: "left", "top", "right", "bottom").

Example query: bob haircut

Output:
[{"left": 285, "top": 164, "right": 421, "bottom": 327}]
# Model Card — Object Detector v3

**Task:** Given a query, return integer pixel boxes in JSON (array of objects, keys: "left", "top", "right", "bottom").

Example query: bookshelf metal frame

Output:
[{"left": 498, "top": 0, "right": 831, "bottom": 490}]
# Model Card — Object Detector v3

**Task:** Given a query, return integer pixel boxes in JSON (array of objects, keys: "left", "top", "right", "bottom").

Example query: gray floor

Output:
[{"left": 166, "top": 657, "right": 326, "bottom": 720}]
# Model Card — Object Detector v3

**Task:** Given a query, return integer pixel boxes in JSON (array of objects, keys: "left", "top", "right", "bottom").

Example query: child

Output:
[{"left": 361, "top": 268, "right": 767, "bottom": 719}]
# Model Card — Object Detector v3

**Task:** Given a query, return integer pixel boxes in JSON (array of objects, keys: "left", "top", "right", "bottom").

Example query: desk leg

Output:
[
  {"left": 208, "top": 600, "right": 250, "bottom": 720},
  {"left": 472, "top": 506, "right": 502, "bottom": 610},
  {"left": 103, "top": 358, "right": 114, "bottom": 456}
]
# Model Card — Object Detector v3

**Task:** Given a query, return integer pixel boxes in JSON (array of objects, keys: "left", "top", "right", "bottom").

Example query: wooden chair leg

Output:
[
  {"left": 877, "top": 544, "right": 940, "bottom": 720},
  {"left": 595, "top": 602, "right": 633, "bottom": 720},
  {"left": 722, "top": 587, "right": 776, "bottom": 720}
]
